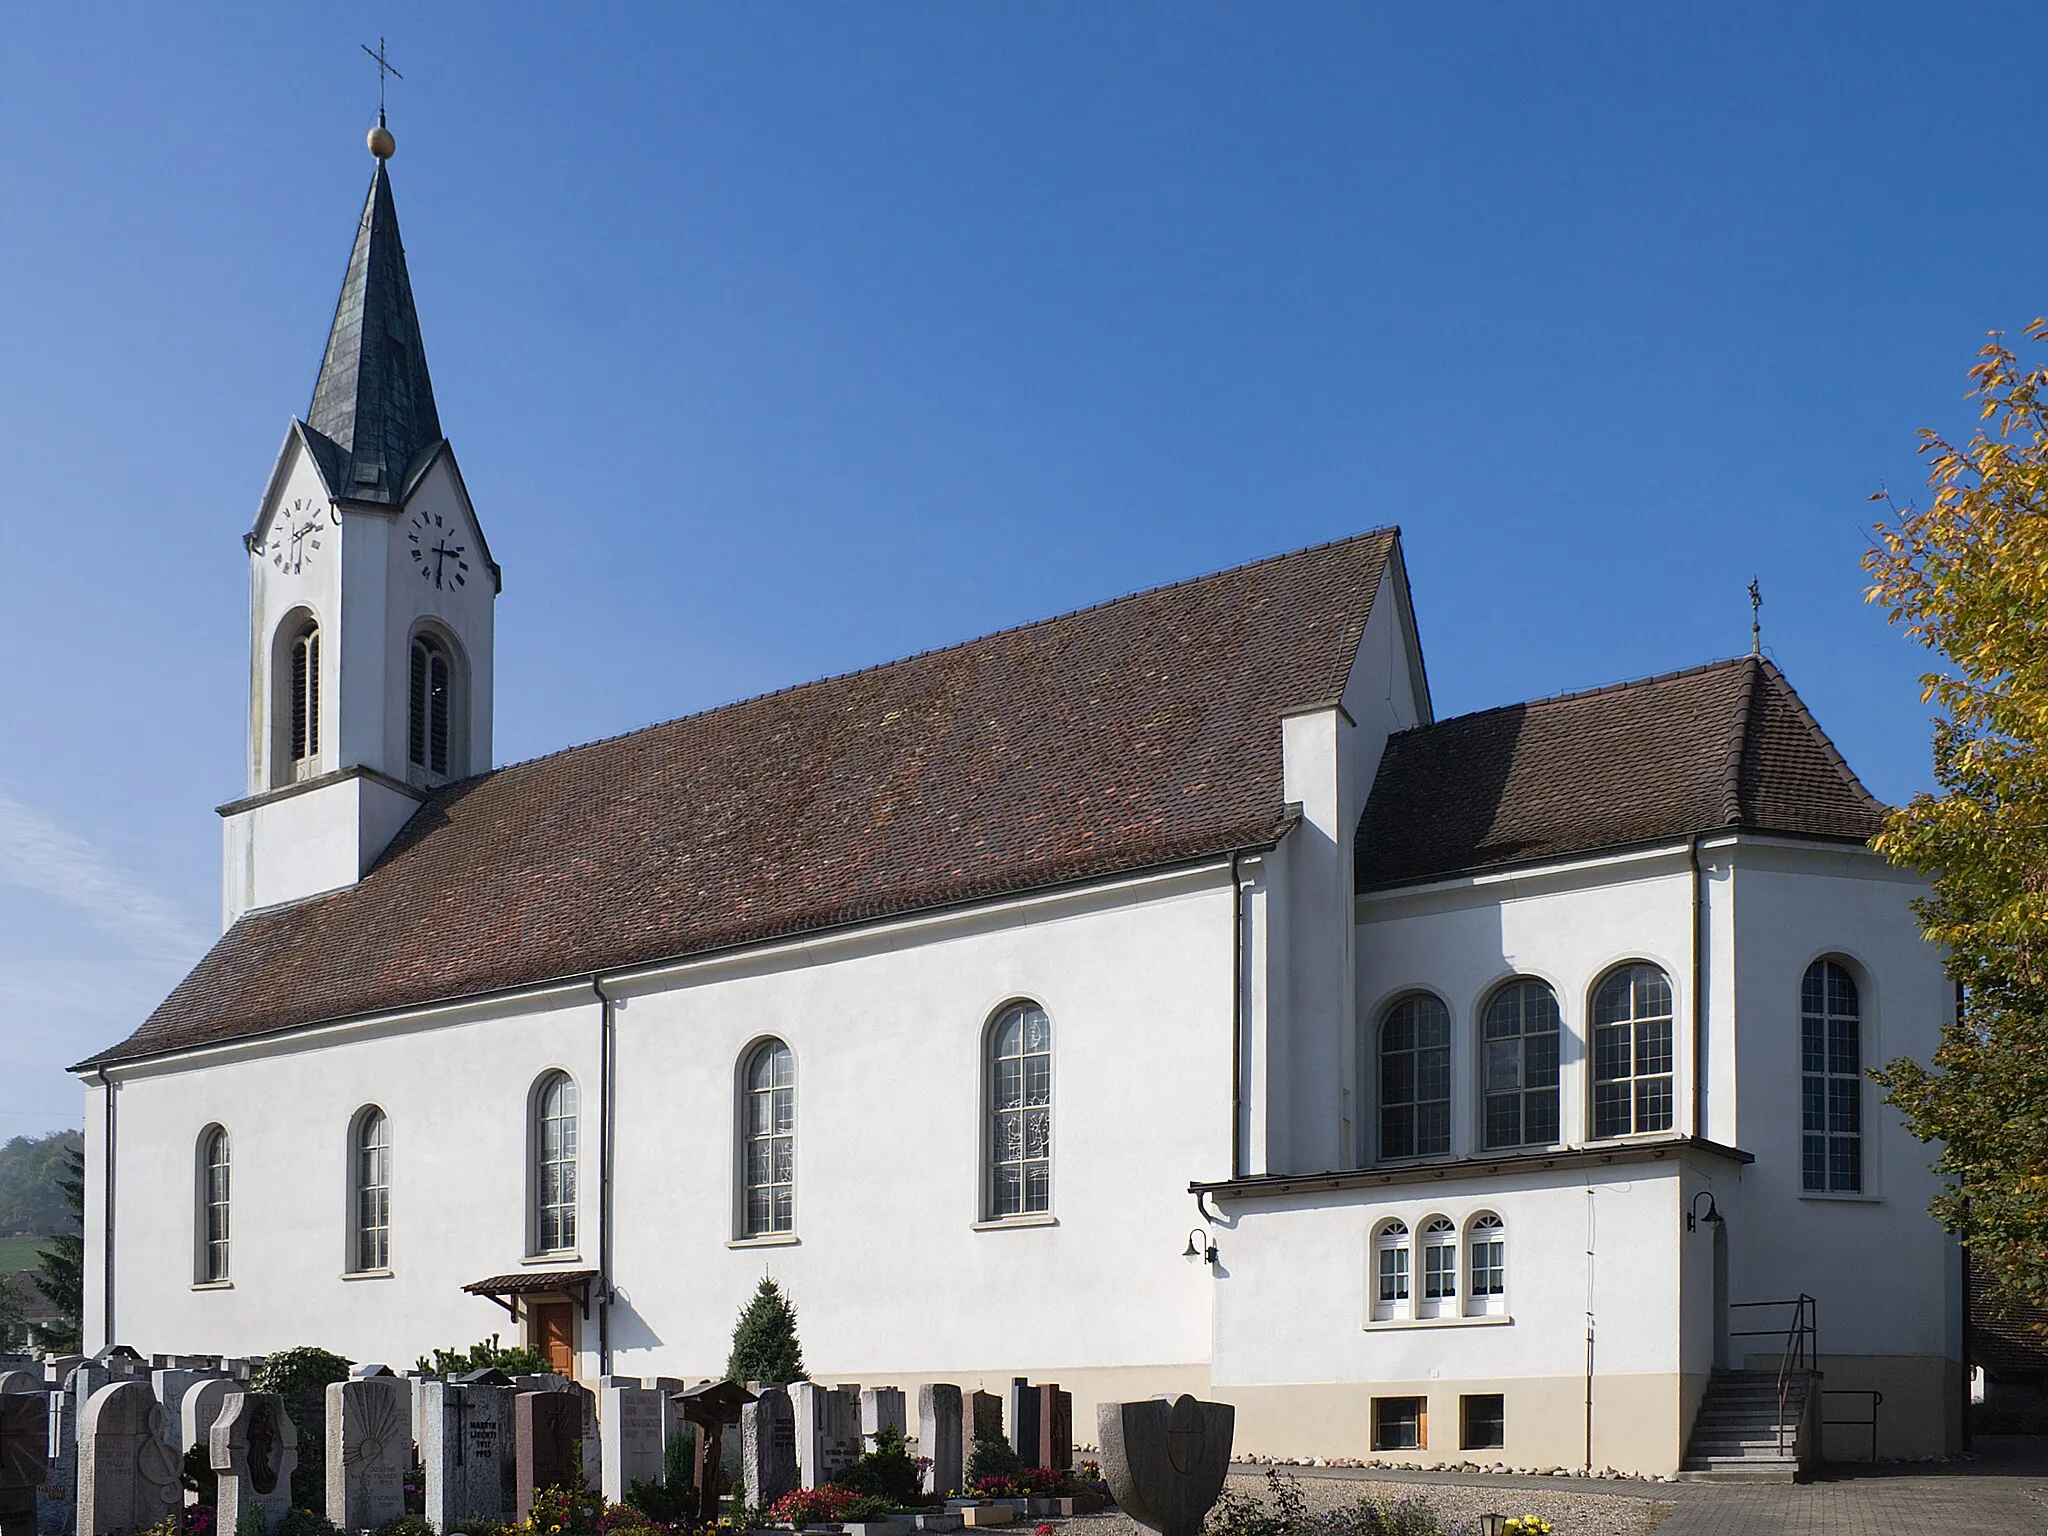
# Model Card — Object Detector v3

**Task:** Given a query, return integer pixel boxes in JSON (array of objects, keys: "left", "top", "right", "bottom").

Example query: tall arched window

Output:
[
  {"left": 533, "top": 1073, "right": 578, "bottom": 1254},
  {"left": 1481, "top": 979, "right": 1561, "bottom": 1149},
  {"left": 1371, "top": 1219, "right": 1411, "bottom": 1321},
  {"left": 741, "top": 1040, "right": 795, "bottom": 1236},
  {"left": 410, "top": 635, "right": 452, "bottom": 777},
  {"left": 352, "top": 1107, "right": 391, "bottom": 1271},
  {"left": 1591, "top": 963, "right": 1675, "bottom": 1138},
  {"left": 1465, "top": 1212, "right": 1506, "bottom": 1316},
  {"left": 289, "top": 622, "right": 321, "bottom": 777},
  {"left": 988, "top": 1001, "right": 1053, "bottom": 1219},
  {"left": 1418, "top": 1215, "right": 1458, "bottom": 1318},
  {"left": 197, "top": 1126, "right": 231, "bottom": 1283},
  {"left": 1378, "top": 995, "right": 1451, "bottom": 1160},
  {"left": 1801, "top": 959, "right": 1862, "bottom": 1192}
]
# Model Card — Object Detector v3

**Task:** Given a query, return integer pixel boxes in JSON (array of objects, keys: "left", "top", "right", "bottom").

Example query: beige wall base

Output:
[{"left": 834, "top": 1355, "right": 1958, "bottom": 1478}]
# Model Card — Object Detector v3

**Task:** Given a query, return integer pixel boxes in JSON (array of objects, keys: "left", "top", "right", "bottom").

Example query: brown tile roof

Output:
[
  {"left": 1355, "top": 656, "right": 1886, "bottom": 889},
  {"left": 1970, "top": 1270, "right": 2048, "bottom": 1379},
  {"left": 83, "top": 531, "right": 1400, "bottom": 1068}
]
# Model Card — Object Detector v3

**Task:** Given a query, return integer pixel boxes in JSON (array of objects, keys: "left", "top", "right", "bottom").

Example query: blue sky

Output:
[{"left": 0, "top": 5, "right": 2028, "bottom": 1135}]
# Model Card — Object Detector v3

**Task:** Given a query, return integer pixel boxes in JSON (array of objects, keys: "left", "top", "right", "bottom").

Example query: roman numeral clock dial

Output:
[
  {"left": 259, "top": 496, "right": 331, "bottom": 575},
  {"left": 407, "top": 511, "right": 470, "bottom": 590}
]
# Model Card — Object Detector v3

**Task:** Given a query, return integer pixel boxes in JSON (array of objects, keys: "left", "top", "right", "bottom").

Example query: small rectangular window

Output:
[
  {"left": 1371, "top": 1396, "right": 1426, "bottom": 1452},
  {"left": 1460, "top": 1394, "right": 1505, "bottom": 1451}
]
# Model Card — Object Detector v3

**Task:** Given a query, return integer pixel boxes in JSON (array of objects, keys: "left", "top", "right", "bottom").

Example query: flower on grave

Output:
[{"left": 1036, "top": 1524, "right": 1056, "bottom": 1534}]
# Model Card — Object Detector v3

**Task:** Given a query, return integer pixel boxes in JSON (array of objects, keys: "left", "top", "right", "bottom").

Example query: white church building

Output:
[{"left": 75, "top": 140, "right": 1960, "bottom": 1480}]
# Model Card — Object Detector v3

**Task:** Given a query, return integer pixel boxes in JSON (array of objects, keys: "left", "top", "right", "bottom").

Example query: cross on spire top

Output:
[{"left": 362, "top": 37, "right": 403, "bottom": 126}]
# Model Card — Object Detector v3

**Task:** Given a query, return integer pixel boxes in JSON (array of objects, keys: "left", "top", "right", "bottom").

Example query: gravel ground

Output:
[{"left": 1070, "top": 1473, "right": 1671, "bottom": 1536}]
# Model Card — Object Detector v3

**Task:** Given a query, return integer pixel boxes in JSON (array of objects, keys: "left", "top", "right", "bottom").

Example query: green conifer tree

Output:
[
  {"left": 726, "top": 1277, "right": 806, "bottom": 1385},
  {"left": 30, "top": 1143, "right": 84, "bottom": 1353}
]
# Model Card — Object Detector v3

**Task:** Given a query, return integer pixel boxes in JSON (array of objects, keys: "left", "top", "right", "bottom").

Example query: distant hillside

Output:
[{"left": 0, "top": 1131, "right": 83, "bottom": 1238}]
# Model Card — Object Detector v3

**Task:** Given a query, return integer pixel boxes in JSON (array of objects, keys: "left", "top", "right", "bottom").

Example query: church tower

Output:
[{"left": 219, "top": 127, "right": 499, "bottom": 928}]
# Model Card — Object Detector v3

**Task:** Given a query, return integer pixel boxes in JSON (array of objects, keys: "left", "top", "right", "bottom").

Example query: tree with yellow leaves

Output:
[{"left": 1867, "top": 320, "right": 2048, "bottom": 1317}]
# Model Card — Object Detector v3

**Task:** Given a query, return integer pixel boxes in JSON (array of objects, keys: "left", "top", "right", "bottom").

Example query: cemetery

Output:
[{"left": 0, "top": 1346, "right": 1242, "bottom": 1536}]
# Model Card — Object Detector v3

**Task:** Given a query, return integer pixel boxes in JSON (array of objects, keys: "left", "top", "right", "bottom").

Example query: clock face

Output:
[
  {"left": 407, "top": 510, "right": 470, "bottom": 590},
  {"left": 264, "top": 497, "right": 330, "bottom": 576}
]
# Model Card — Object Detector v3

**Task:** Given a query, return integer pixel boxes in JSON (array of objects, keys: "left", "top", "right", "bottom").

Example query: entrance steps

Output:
[{"left": 1677, "top": 1370, "right": 1813, "bottom": 1482}]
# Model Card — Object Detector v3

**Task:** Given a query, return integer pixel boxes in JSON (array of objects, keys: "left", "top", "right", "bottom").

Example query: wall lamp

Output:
[
  {"left": 1183, "top": 1228, "right": 1218, "bottom": 1266},
  {"left": 1687, "top": 1191, "right": 1723, "bottom": 1233}
]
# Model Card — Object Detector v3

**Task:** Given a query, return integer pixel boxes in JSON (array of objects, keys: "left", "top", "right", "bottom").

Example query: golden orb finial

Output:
[{"left": 368, "top": 117, "right": 396, "bottom": 159}]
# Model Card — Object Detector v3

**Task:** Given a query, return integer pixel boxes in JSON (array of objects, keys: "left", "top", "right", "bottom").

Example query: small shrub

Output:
[
  {"left": 180, "top": 1445, "right": 218, "bottom": 1503},
  {"left": 528, "top": 1475, "right": 607, "bottom": 1536},
  {"left": 250, "top": 1347, "right": 352, "bottom": 1513},
  {"left": 840, "top": 1495, "right": 895, "bottom": 1521},
  {"left": 964, "top": 1436, "right": 1022, "bottom": 1487},
  {"left": 374, "top": 1518, "right": 436, "bottom": 1536},
  {"left": 839, "top": 1426, "right": 924, "bottom": 1506},
  {"left": 766, "top": 1484, "right": 860, "bottom": 1528},
  {"left": 414, "top": 1333, "right": 549, "bottom": 1379},
  {"left": 274, "top": 1509, "right": 343, "bottom": 1536},
  {"left": 622, "top": 1477, "right": 695, "bottom": 1525},
  {"left": 445, "top": 1522, "right": 511, "bottom": 1536}
]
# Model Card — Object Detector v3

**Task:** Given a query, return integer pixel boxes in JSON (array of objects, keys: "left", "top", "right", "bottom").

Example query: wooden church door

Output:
[{"left": 532, "top": 1301, "right": 575, "bottom": 1374}]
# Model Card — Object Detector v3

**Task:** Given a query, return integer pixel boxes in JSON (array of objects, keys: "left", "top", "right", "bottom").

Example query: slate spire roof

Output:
[
  {"left": 303, "top": 161, "right": 443, "bottom": 504},
  {"left": 1354, "top": 656, "right": 1887, "bottom": 889}
]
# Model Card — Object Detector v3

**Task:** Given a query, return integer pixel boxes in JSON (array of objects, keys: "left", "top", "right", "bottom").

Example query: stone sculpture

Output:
[
  {"left": 1096, "top": 1396, "right": 1235, "bottom": 1536},
  {"left": 211, "top": 1390, "right": 297, "bottom": 1536}
]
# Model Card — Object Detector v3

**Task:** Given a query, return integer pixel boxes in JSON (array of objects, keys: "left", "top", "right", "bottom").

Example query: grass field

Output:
[{"left": 0, "top": 1236, "right": 50, "bottom": 1274}]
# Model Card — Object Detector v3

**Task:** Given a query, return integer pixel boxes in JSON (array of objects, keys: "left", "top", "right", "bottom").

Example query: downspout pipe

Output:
[
  {"left": 1230, "top": 851, "right": 1243, "bottom": 1181},
  {"left": 1689, "top": 835, "right": 1705, "bottom": 1140},
  {"left": 593, "top": 977, "right": 616, "bottom": 1377},
  {"left": 92, "top": 1068, "right": 115, "bottom": 1351}
]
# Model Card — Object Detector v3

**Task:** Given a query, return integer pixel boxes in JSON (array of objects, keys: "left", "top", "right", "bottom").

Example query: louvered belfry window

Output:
[
  {"left": 290, "top": 626, "right": 320, "bottom": 766},
  {"left": 409, "top": 636, "right": 450, "bottom": 776}
]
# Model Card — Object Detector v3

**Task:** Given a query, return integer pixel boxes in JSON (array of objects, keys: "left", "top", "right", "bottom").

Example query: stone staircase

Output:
[{"left": 1678, "top": 1369, "right": 1814, "bottom": 1481}]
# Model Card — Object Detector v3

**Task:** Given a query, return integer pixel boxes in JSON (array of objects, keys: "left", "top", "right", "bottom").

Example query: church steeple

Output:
[
  {"left": 305, "top": 160, "right": 443, "bottom": 505},
  {"left": 223, "top": 126, "right": 497, "bottom": 930}
]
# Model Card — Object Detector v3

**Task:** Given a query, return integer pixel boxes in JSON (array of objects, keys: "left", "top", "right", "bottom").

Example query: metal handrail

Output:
[
  {"left": 1821, "top": 1388, "right": 1882, "bottom": 1464},
  {"left": 1726, "top": 1295, "right": 1817, "bottom": 1455}
]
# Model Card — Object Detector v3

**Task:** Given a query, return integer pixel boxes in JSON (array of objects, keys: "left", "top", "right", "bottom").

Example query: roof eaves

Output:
[{"left": 72, "top": 817, "right": 1299, "bottom": 1075}]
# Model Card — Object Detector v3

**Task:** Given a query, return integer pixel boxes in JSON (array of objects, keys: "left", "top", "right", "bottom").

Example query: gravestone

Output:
[
  {"left": 0, "top": 1395, "right": 43, "bottom": 1536},
  {"left": 422, "top": 1380, "right": 516, "bottom": 1530},
  {"left": 917, "top": 1385, "right": 962, "bottom": 1497},
  {"left": 180, "top": 1381, "right": 236, "bottom": 1502},
  {"left": 79, "top": 1382, "right": 180, "bottom": 1536},
  {"left": 1036, "top": 1386, "right": 1072, "bottom": 1473},
  {"left": 349, "top": 1365, "right": 396, "bottom": 1379},
  {"left": 149, "top": 1373, "right": 218, "bottom": 1452},
  {"left": 1006, "top": 1381, "right": 1041, "bottom": 1468},
  {"left": 211, "top": 1391, "right": 296, "bottom": 1536},
  {"left": 326, "top": 1376, "right": 411, "bottom": 1530},
  {"left": 1096, "top": 1397, "right": 1234, "bottom": 1536},
  {"left": 40, "top": 1361, "right": 84, "bottom": 1392},
  {"left": 0, "top": 1379, "right": 37, "bottom": 1400},
  {"left": 790, "top": 1383, "right": 859, "bottom": 1490},
  {"left": 740, "top": 1386, "right": 797, "bottom": 1510},
  {"left": 859, "top": 1389, "right": 905, "bottom": 1444},
  {"left": 46, "top": 1378, "right": 77, "bottom": 1519},
  {"left": 966, "top": 1390, "right": 1002, "bottom": 1447},
  {"left": 599, "top": 1385, "right": 662, "bottom": 1504},
  {"left": 513, "top": 1391, "right": 579, "bottom": 1524}
]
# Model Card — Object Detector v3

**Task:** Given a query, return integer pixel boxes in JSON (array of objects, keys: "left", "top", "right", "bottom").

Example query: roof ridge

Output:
[
  {"left": 1755, "top": 658, "right": 1890, "bottom": 816},
  {"left": 1718, "top": 655, "right": 1763, "bottom": 827},
  {"left": 1387, "top": 655, "right": 1758, "bottom": 737},
  {"left": 445, "top": 528, "right": 1401, "bottom": 786}
]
